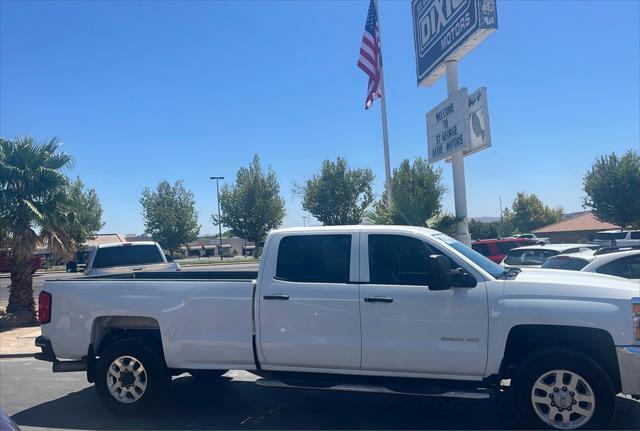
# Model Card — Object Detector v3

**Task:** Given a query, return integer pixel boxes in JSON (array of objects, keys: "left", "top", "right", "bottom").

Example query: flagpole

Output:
[{"left": 374, "top": 0, "right": 392, "bottom": 206}]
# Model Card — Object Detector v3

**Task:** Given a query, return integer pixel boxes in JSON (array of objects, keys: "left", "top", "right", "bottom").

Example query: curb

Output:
[{"left": 0, "top": 353, "right": 36, "bottom": 359}]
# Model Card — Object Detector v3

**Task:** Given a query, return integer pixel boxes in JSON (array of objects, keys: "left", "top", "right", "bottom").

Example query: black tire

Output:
[
  {"left": 95, "top": 338, "right": 170, "bottom": 415},
  {"left": 512, "top": 347, "right": 615, "bottom": 429},
  {"left": 189, "top": 370, "right": 228, "bottom": 380}
]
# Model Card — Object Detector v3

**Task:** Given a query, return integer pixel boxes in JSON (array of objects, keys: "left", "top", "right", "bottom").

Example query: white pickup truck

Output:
[
  {"left": 36, "top": 226, "right": 640, "bottom": 429},
  {"left": 82, "top": 241, "right": 180, "bottom": 277}
]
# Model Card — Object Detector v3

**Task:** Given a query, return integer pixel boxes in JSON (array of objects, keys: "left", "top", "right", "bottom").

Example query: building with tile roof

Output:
[{"left": 532, "top": 211, "right": 619, "bottom": 243}]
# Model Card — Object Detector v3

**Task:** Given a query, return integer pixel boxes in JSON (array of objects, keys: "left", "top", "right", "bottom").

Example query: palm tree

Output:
[{"left": 0, "top": 137, "right": 75, "bottom": 325}]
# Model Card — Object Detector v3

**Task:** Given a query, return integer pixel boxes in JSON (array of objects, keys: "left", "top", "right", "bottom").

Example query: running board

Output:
[{"left": 254, "top": 378, "right": 490, "bottom": 400}]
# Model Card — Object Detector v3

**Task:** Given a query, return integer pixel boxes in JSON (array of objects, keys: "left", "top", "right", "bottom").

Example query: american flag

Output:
[{"left": 357, "top": 0, "right": 382, "bottom": 110}]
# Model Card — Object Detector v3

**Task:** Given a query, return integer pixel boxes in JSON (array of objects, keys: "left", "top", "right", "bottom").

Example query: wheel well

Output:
[
  {"left": 500, "top": 325, "right": 621, "bottom": 392},
  {"left": 90, "top": 316, "right": 163, "bottom": 358}
]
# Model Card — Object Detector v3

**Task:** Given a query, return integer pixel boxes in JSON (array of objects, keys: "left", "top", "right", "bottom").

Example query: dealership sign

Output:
[
  {"left": 412, "top": 0, "right": 498, "bottom": 87},
  {"left": 427, "top": 87, "right": 471, "bottom": 163},
  {"left": 445, "top": 86, "right": 491, "bottom": 161}
]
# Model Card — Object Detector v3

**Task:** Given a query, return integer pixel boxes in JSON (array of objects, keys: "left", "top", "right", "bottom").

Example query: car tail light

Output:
[{"left": 38, "top": 291, "right": 52, "bottom": 324}]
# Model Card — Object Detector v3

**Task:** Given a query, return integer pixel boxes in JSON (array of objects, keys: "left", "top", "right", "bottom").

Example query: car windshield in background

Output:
[
  {"left": 92, "top": 245, "right": 163, "bottom": 269},
  {"left": 433, "top": 233, "right": 505, "bottom": 278},
  {"left": 541, "top": 257, "right": 590, "bottom": 271},
  {"left": 504, "top": 249, "right": 559, "bottom": 266},
  {"left": 595, "top": 232, "right": 627, "bottom": 240}
]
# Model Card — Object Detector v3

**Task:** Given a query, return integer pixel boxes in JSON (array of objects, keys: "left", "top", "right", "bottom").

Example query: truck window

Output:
[
  {"left": 369, "top": 235, "right": 435, "bottom": 286},
  {"left": 596, "top": 255, "right": 640, "bottom": 279},
  {"left": 275, "top": 235, "right": 351, "bottom": 283},
  {"left": 92, "top": 245, "right": 164, "bottom": 269}
]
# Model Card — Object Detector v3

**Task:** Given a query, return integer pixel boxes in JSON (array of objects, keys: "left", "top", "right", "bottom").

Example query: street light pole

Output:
[
  {"left": 302, "top": 216, "right": 308, "bottom": 227},
  {"left": 210, "top": 176, "right": 224, "bottom": 261}
]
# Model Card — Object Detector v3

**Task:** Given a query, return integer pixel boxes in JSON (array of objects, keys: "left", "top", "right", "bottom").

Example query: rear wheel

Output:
[
  {"left": 512, "top": 347, "right": 615, "bottom": 429},
  {"left": 95, "top": 339, "right": 169, "bottom": 415}
]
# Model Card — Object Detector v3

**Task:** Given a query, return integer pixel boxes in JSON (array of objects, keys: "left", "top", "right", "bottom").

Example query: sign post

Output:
[{"left": 411, "top": 0, "right": 497, "bottom": 246}]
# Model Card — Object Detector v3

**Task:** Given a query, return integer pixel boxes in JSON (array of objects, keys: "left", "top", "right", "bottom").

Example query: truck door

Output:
[
  {"left": 258, "top": 233, "right": 361, "bottom": 370},
  {"left": 359, "top": 233, "right": 488, "bottom": 376}
]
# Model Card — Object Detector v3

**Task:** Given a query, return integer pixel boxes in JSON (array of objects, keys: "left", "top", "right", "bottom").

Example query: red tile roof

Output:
[{"left": 532, "top": 212, "right": 619, "bottom": 233}]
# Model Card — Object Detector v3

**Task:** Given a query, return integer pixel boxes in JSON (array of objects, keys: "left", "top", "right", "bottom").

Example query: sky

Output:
[{"left": 1, "top": 0, "right": 639, "bottom": 236}]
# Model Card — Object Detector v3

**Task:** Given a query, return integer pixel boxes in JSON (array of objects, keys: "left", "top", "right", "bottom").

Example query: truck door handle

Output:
[
  {"left": 263, "top": 294, "right": 290, "bottom": 301},
  {"left": 364, "top": 296, "right": 394, "bottom": 303},
  {"left": 131, "top": 267, "right": 144, "bottom": 272}
]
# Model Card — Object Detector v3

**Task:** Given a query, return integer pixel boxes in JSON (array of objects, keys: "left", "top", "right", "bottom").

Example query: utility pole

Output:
[
  {"left": 210, "top": 176, "right": 224, "bottom": 261},
  {"left": 302, "top": 216, "right": 308, "bottom": 227}
]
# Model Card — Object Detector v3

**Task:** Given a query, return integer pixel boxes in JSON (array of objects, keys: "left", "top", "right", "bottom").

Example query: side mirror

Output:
[
  {"left": 165, "top": 254, "right": 174, "bottom": 262},
  {"left": 427, "top": 254, "right": 452, "bottom": 291}
]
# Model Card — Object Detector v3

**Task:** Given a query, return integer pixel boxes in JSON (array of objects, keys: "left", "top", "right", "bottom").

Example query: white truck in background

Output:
[
  {"left": 82, "top": 241, "right": 180, "bottom": 277},
  {"left": 36, "top": 226, "right": 640, "bottom": 429}
]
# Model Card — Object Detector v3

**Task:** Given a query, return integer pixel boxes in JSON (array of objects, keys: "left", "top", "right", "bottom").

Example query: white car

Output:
[
  {"left": 510, "top": 233, "right": 550, "bottom": 244},
  {"left": 592, "top": 230, "right": 640, "bottom": 247},
  {"left": 542, "top": 246, "right": 640, "bottom": 279},
  {"left": 36, "top": 226, "right": 640, "bottom": 429},
  {"left": 84, "top": 241, "right": 180, "bottom": 277},
  {"left": 501, "top": 243, "right": 600, "bottom": 269}
]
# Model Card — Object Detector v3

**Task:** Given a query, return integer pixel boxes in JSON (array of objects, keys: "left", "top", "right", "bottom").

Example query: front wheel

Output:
[
  {"left": 95, "top": 339, "right": 169, "bottom": 415},
  {"left": 512, "top": 347, "right": 615, "bottom": 429}
]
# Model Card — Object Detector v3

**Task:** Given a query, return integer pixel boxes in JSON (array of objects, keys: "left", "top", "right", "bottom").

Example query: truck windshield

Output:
[
  {"left": 92, "top": 245, "right": 164, "bottom": 268},
  {"left": 432, "top": 233, "right": 506, "bottom": 278}
]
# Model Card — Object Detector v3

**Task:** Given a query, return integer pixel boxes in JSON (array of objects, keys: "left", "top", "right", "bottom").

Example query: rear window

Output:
[
  {"left": 541, "top": 257, "right": 589, "bottom": 271},
  {"left": 630, "top": 232, "right": 640, "bottom": 239},
  {"left": 472, "top": 243, "right": 491, "bottom": 256},
  {"left": 275, "top": 235, "right": 351, "bottom": 283},
  {"left": 595, "top": 232, "right": 627, "bottom": 240},
  {"left": 92, "top": 245, "right": 164, "bottom": 268},
  {"left": 496, "top": 241, "right": 532, "bottom": 255},
  {"left": 504, "top": 249, "right": 559, "bottom": 266}
]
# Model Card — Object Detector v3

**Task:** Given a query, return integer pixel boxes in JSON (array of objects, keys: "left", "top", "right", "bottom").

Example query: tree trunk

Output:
[{"left": 6, "top": 260, "right": 37, "bottom": 324}]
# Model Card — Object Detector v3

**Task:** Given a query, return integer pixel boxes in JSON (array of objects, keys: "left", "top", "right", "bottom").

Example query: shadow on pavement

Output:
[{"left": 10, "top": 375, "right": 640, "bottom": 430}]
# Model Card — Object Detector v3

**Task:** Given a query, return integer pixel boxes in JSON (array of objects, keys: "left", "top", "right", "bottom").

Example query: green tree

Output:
[
  {"left": 0, "top": 137, "right": 75, "bottom": 325},
  {"left": 299, "top": 157, "right": 374, "bottom": 225},
  {"left": 368, "top": 158, "right": 444, "bottom": 226},
  {"left": 217, "top": 155, "right": 285, "bottom": 249},
  {"left": 504, "top": 192, "right": 563, "bottom": 233},
  {"left": 583, "top": 150, "right": 640, "bottom": 228},
  {"left": 65, "top": 177, "right": 104, "bottom": 245},
  {"left": 140, "top": 180, "right": 200, "bottom": 256},
  {"left": 469, "top": 219, "right": 499, "bottom": 240}
]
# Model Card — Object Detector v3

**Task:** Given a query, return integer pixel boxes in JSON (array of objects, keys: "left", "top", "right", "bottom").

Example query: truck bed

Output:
[{"left": 41, "top": 272, "right": 258, "bottom": 369}]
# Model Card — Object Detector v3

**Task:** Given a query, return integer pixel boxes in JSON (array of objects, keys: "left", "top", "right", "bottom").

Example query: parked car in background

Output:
[
  {"left": 471, "top": 238, "right": 537, "bottom": 263},
  {"left": 542, "top": 246, "right": 640, "bottom": 279},
  {"left": 0, "top": 252, "right": 45, "bottom": 274},
  {"left": 510, "top": 233, "right": 550, "bottom": 244},
  {"left": 82, "top": 242, "right": 180, "bottom": 277},
  {"left": 501, "top": 243, "right": 601, "bottom": 270},
  {"left": 592, "top": 229, "right": 640, "bottom": 247},
  {"left": 66, "top": 249, "right": 91, "bottom": 273}
]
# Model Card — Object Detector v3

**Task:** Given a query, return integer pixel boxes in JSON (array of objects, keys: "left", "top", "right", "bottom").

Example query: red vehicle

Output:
[
  {"left": 471, "top": 238, "right": 538, "bottom": 264},
  {"left": 0, "top": 252, "right": 46, "bottom": 274}
]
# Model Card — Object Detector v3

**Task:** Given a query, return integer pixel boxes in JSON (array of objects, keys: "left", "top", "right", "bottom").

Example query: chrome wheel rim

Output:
[
  {"left": 531, "top": 369, "right": 595, "bottom": 429},
  {"left": 106, "top": 355, "right": 148, "bottom": 404}
]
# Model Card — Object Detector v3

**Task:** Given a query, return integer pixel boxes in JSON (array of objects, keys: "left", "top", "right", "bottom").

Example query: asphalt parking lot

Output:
[{"left": 1, "top": 358, "right": 639, "bottom": 430}]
